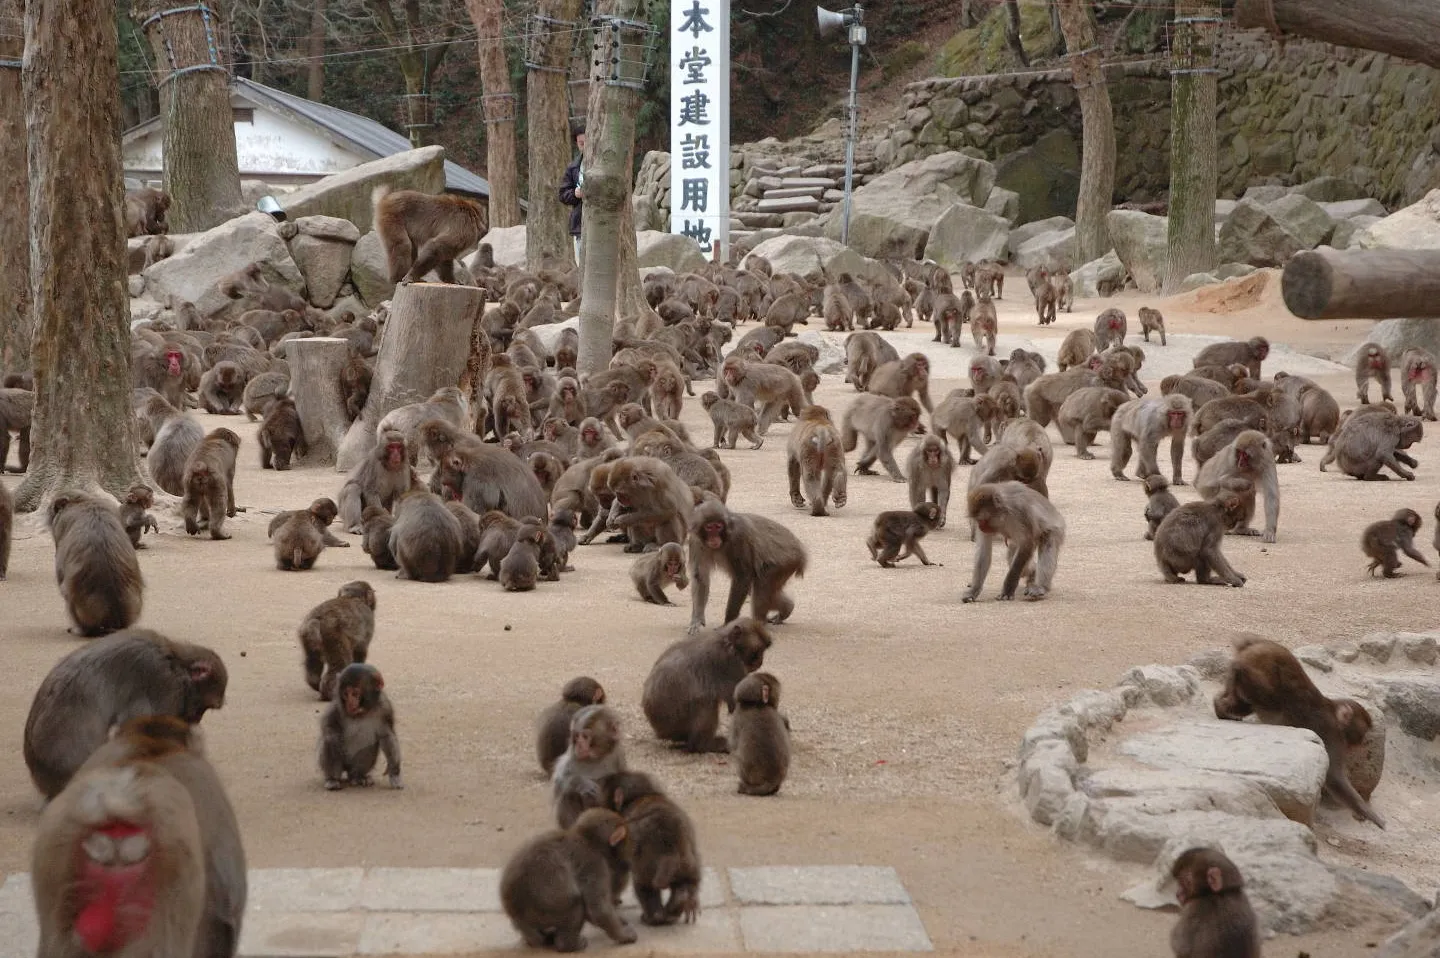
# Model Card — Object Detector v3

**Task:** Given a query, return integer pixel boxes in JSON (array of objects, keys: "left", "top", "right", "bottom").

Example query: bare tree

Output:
[
  {"left": 308, "top": 0, "right": 328, "bottom": 99},
  {"left": 0, "top": 0, "right": 32, "bottom": 376},
  {"left": 1164, "top": 1, "right": 1218, "bottom": 293},
  {"left": 17, "top": 0, "right": 142, "bottom": 508},
  {"left": 1057, "top": 0, "right": 1115, "bottom": 264},
  {"left": 1002, "top": 0, "right": 1029, "bottom": 67},
  {"left": 464, "top": 0, "right": 520, "bottom": 226},
  {"left": 347, "top": 0, "right": 464, "bottom": 146},
  {"left": 526, "top": 0, "right": 584, "bottom": 267}
]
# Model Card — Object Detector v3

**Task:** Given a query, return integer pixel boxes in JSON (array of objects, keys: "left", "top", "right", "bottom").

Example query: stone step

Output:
[
  {"left": 762, "top": 186, "right": 825, "bottom": 200},
  {"left": 0, "top": 865, "right": 933, "bottom": 956},
  {"left": 778, "top": 177, "right": 836, "bottom": 189},
  {"left": 756, "top": 196, "right": 823, "bottom": 214}
]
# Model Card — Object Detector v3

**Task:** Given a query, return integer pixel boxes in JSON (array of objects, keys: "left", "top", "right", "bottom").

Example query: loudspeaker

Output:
[{"left": 816, "top": 6, "right": 849, "bottom": 36}]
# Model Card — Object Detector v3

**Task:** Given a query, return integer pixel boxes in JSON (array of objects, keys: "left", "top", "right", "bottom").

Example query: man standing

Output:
[{"left": 558, "top": 123, "right": 585, "bottom": 266}]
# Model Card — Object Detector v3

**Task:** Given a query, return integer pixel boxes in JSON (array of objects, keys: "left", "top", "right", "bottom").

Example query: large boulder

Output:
[
  {"left": 994, "top": 129, "right": 1080, "bottom": 226},
  {"left": 1263, "top": 194, "right": 1335, "bottom": 249},
  {"left": 466, "top": 224, "right": 527, "bottom": 270},
  {"left": 822, "top": 152, "right": 996, "bottom": 259},
  {"left": 1319, "top": 198, "right": 1388, "bottom": 221},
  {"left": 1070, "top": 250, "right": 1126, "bottom": 298},
  {"left": 349, "top": 231, "right": 393, "bottom": 307},
  {"left": 983, "top": 186, "right": 1020, "bottom": 225},
  {"left": 1217, "top": 198, "right": 1309, "bottom": 268},
  {"left": 1331, "top": 215, "right": 1381, "bottom": 250},
  {"left": 821, "top": 247, "right": 893, "bottom": 288},
  {"left": 279, "top": 147, "right": 447, "bottom": 233},
  {"left": 636, "top": 231, "right": 707, "bottom": 273},
  {"left": 143, "top": 212, "right": 304, "bottom": 317},
  {"left": 794, "top": 330, "right": 846, "bottom": 374},
  {"left": 1007, "top": 216, "right": 1074, "bottom": 260},
  {"left": 1012, "top": 228, "right": 1076, "bottom": 273},
  {"left": 923, "top": 204, "right": 1010, "bottom": 270},
  {"left": 743, "top": 234, "right": 848, "bottom": 278},
  {"left": 1106, "top": 210, "right": 1168, "bottom": 294},
  {"left": 1291, "top": 176, "right": 1368, "bottom": 203},
  {"left": 1356, "top": 189, "right": 1440, "bottom": 251},
  {"left": 287, "top": 215, "right": 361, "bottom": 308}
]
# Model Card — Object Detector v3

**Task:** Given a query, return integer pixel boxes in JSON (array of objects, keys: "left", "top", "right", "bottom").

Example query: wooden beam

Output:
[
  {"left": 1234, "top": 0, "right": 1440, "bottom": 71},
  {"left": 1283, "top": 248, "right": 1440, "bottom": 320}
]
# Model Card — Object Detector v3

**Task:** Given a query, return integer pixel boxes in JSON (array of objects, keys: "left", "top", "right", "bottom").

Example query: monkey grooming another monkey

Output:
[
  {"left": 867, "top": 503, "right": 942, "bottom": 568},
  {"left": 319, "top": 663, "right": 402, "bottom": 790},
  {"left": 631, "top": 542, "right": 689, "bottom": 605},
  {"left": 1361, "top": 508, "right": 1428, "bottom": 577},
  {"left": 499, "top": 808, "right": 638, "bottom": 951},
  {"left": 48, "top": 490, "right": 145, "bottom": 637},
  {"left": 299, "top": 582, "right": 377, "bottom": 700},
  {"left": 643, "top": 618, "right": 772, "bottom": 752},
  {"left": 372, "top": 186, "right": 488, "bottom": 284},
  {"left": 537, "top": 678, "right": 606, "bottom": 776},
  {"left": 600, "top": 771, "right": 703, "bottom": 925},
  {"left": 551, "top": 705, "right": 626, "bottom": 828},
  {"left": 120, "top": 484, "right": 159, "bottom": 548},
  {"left": 1214, "top": 635, "right": 1385, "bottom": 828},
  {"left": 730, "top": 672, "right": 790, "bottom": 796},
  {"left": 1168, "top": 847, "right": 1260, "bottom": 958}
]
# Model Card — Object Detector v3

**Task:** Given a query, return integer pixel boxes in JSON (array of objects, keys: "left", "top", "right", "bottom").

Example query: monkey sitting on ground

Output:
[
  {"left": 48, "top": 490, "right": 145, "bottom": 636},
  {"left": 120, "top": 484, "right": 159, "bottom": 548},
  {"left": 600, "top": 771, "right": 702, "bottom": 925},
  {"left": 319, "top": 663, "right": 402, "bottom": 790},
  {"left": 500, "top": 521, "right": 545, "bottom": 592},
  {"left": 631, "top": 541, "right": 689, "bottom": 605},
  {"left": 551, "top": 705, "right": 626, "bottom": 828},
  {"left": 730, "top": 672, "right": 790, "bottom": 796},
  {"left": 1142, "top": 474, "right": 1180, "bottom": 541},
  {"left": 1361, "top": 508, "right": 1428, "bottom": 578},
  {"left": 537, "top": 678, "right": 606, "bottom": 777},
  {"left": 299, "top": 581, "right": 377, "bottom": 699},
  {"left": 642, "top": 618, "right": 772, "bottom": 752},
  {"left": 361, "top": 506, "right": 398, "bottom": 570},
  {"left": 499, "top": 809, "right": 638, "bottom": 951},
  {"left": 372, "top": 185, "right": 488, "bottom": 284},
  {"left": 1168, "top": 847, "right": 1260, "bottom": 958},
  {"left": 1152, "top": 491, "right": 1249, "bottom": 587},
  {"left": 389, "top": 489, "right": 463, "bottom": 582},
  {"left": 1214, "top": 634, "right": 1385, "bottom": 828},
  {"left": 867, "top": 503, "right": 942, "bottom": 568},
  {"left": 182, "top": 428, "right": 240, "bottom": 540}
]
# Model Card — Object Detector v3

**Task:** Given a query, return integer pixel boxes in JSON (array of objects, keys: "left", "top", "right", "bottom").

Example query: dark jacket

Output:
[{"left": 558, "top": 160, "right": 583, "bottom": 237}]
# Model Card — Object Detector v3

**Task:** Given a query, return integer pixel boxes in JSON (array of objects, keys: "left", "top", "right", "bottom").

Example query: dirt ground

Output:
[{"left": 0, "top": 274, "right": 1434, "bottom": 958}]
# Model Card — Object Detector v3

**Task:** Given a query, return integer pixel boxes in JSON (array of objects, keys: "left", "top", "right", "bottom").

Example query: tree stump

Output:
[
  {"left": 289, "top": 337, "right": 352, "bottom": 465},
  {"left": 336, "top": 282, "right": 485, "bottom": 472}
]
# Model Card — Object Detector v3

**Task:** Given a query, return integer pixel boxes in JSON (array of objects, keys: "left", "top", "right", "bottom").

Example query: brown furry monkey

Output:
[
  {"left": 867, "top": 503, "right": 942, "bottom": 567},
  {"left": 299, "top": 582, "right": 377, "bottom": 700},
  {"left": 120, "top": 484, "right": 158, "bottom": 549},
  {"left": 600, "top": 770, "right": 703, "bottom": 925},
  {"left": 536, "top": 678, "right": 606, "bottom": 777},
  {"left": 181, "top": 427, "right": 240, "bottom": 540},
  {"left": 319, "top": 663, "right": 402, "bottom": 790},
  {"left": 641, "top": 618, "right": 771, "bottom": 752},
  {"left": 48, "top": 490, "right": 144, "bottom": 636},
  {"left": 372, "top": 186, "right": 487, "bottom": 284},
  {"left": 1168, "top": 847, "right": 1260, "bottom": 958},
  {"left": 631, "top": 542, "right": 689, "bottom": 605},
  {"left": 729, "top": 671, "right": 790, "bottom": 796},
  {"left": 1361, "top": 507, "right": 1428, "bottom": 577},
  {"left": 551, "top": 705, "right": 626, "bottom": 828}
]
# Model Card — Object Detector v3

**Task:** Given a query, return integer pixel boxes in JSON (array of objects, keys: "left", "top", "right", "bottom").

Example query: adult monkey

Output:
[
  {"left": 372, "top": 186, "right": 488, "bottom": 284},
  {"left": 687, "top": 499, "right": 807, "bottom": 635},
  {"left": 1195, "top": 430, "right": 1280, "bottom": 542},
  {"left": 1109, "top": 394, "right": 1193, "bottom": 485}
]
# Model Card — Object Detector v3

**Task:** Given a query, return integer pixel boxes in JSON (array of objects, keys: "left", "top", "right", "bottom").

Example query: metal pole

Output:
[{"left": 840, "top": 13, "right": 860, "bottom": 246}]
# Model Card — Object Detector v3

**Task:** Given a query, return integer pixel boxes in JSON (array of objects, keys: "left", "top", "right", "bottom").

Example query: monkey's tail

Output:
[{"left": 371, "top": 184, "right": 393, "bottom": 218}]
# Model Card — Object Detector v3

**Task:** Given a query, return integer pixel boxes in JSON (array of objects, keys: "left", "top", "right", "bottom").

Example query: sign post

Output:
[{"left": 669, "top": 0, "right": 730, "bottom": 262}]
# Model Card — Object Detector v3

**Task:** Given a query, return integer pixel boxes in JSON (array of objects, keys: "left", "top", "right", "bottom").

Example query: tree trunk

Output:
[
  {"left": 16, "top": 0, "right": 142, "bottom": 510},
  {"left": 289, "top": 337, "right": 352, "bottom": 465},
  {"left": 1003, "top": 0, "right": 1029, "bottom": 67},
  {"left": 307, "top": 0, "right": 326, "bottom": 101},
  {"left": 526, "top": 0, "right": 584, "bottom": 268},
  {"left": 1058, "top": 0, "right": 1115, "bottom": 265},
  {"left": 576, "top": 1, "right": 644, "bottom": 375},
  {"left": 465, "top": 0, "right": 521, "bottom": 227},
  {"left": 0, "top": 0, "right": 32, "bottom": 377},
  {"left": 1163, "top": 2, "right": 1218, "bottom": 294},
  {"left": 615, "top": 181, "right": 660, "bottom": 331},
  {"left": 1234, "top": 0, "right": 1440, "bottom": 70},
  {"left": 1282, "top": 248, "right": 1440, "bottom": 320},
  {"left": 137, "top": 2, "right": 245, "bottom": 233},
  {"left": 336, "top": 283, "right": 485, "bottom": 472}
]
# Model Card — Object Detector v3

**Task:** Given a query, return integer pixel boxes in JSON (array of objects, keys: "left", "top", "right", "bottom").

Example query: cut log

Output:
[
  {"left": 288, "top": 337, "right": 352, "bottom": 465},
  {"left": 1282, "top": 248, "right": 1440, "bottom": 320},
  {"left": 1234, "top": 0, "right": 1440, "bottom": 71},
  {"left": 335, "top": 282, "right": 485, "bottom": 472}
]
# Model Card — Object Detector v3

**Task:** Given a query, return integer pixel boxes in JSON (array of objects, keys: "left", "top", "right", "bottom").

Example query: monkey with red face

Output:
[{"left": 319, "top": 664, "right": 401, "bottom": 790}]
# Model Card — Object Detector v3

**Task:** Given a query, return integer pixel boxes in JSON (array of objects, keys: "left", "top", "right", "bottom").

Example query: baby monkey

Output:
[
  {"left": 1361, "top": 507, "right": 1428, "bottom": 578},
  {"left": 1142, "top": 473, "right": 1180, "bottom": 541},
  {"left": 1169, "top": 847, "right": 1259, "bottom": 958},
  {"left": 319, "top": 663, "right": 402, "bottom": 790},
  {"left": 730, "top": 672, "right": 790, "bottom": 796},
  {"left": 631, "top": 541, "right": 689, "bottom": 604},
  {"left": 867, "top": 502, "right": 942, "bottom": 567},
  {"left": 121, "top": 483, "right": 159, "bottom": 548}
]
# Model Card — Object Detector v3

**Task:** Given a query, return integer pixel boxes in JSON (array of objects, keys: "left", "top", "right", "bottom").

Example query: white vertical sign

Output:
[{"left": 669, "top": 0, "right": 729, "bottom": 261}]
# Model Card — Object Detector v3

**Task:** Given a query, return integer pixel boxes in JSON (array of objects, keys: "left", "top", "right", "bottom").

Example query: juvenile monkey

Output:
[
  {"left": 867, "top": 503, "right": 942, "bottom": 567},
  {"left": 1214, "top": 635, "right": 1385, "bottom": 828},
  {"left": 48, "top": 491, "right": 145, "bottom": 637},
  {"left": 499, "top": 521, "right": 545, "bottom": 592},
  {"left": 1138, "top": 306, "right": 1166, "bottom": 345},
  {"left": 536, "top": 678, "right": 606, "bottom": 777},
  {"left": 702, "top": 390, "right": 763, "bottom": 449},
  {"left": 299, "top": 581, "right": 377, "bottom": 699},
  {"left": 361, "top": 506, "right": 398, "bottom": 570},
  {"left": 907, "top": 434, "right": 954, "bottom": 525},
  {"left": 181, "top": 427, "right": 240, "bottom": 540},
  {"left": 642, "top": 618, "right": 772, "bottom": 751},
  {"left": 1142, "top": 474, "right": 1180, "bottom": 541},
  {"left": 1168, "top": 847, "right": 1260, "bottom": 958},
  {"left": 1361, "top": 508, "right": 1427, "bottom": 577},
  {"left": 551, "top": 705, "right": 626, "bottom": 828},
  {"left": 631, "top": 541, "right": 689, "bottom": 605},
  {"left": 120, "top": 483, "right": 159, "bottom": 548},
  {"left": 1354, "top": 342, "right": 1392, "bottom": 404},
  {"left": 730, "top": 672, "right": 790, "bottom": 796},
  {"left": 600, "top": 771, "right": 703, "bottom": 925},
  {"left": 319, "top": 663, "right": 402, "bottom": 790}
]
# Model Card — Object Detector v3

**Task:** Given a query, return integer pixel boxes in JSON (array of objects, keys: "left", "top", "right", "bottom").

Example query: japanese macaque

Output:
[
  {"left": 786, "top": 404, "right": 848, "bottom": 516},
  {"left": 970, "top": 298, "right": 998, "bottom": 355},
  {"left": 702, "top": 391, "right": 763, "bottom": 449},
  {"left": 686, "top": 499, "right": 806, "bottom": 634},
  {"left": 1214, "top": 635, "right": 1385, "bottom": 828},
  {"left": 1354, "top": 342, "right": 1393, "bottom": 405},
  {"left": 499, "top": 809, "right": 638, "bottom": 951},
  {"left": 930, "top": 290, "right": 971, "bottom": 346},
  {"left": 499, "top": 521, "right": 544, "bottom": 592},
  {"left": 338, "top": 430, "right": 418, "bottom": 533},
  {"left": 24, "top": 630, "right": 227, "bottom": 799},
  {"left": 1142, "top": 474, "right": 1180, "bottom": 541},
  {"left": 1361, "top": 508, "right": 1427, "bottom": 577},
  {"left": 258, "top": 395, "right": 307, "bottom": 470},
  {"left": 841, "top": 394, "right": 922, "bottom": 482},
  {"left": 963, "top": 481, "right": 1064, "bottom": 602},
  {"left": 120, "top": 484, "right": 158, "bottom": 549},
  {"left": 361, "top": 505, "right": 398, "bottom": 570},
  {"left": 1050, "top": 272, "right": 1073, "bottom": 314},
  {"left": 1195, "top": 430, "right": 1280, "bottom": 541},
  {"left": 1093, "top": 307, "right": 1127, "bottom": 350},
  {"left": 551, "top": 705, "right": 626, "bottom": 828},
  {"left": 730, "top": 672, "right": 790, "bottom": 796},
  {"left": 1110, "top": 394, "right": 1192, "bottom": 484},
  {"left": 32, "top": 715, "right": 247, "bottom": 958},
  {"left": 299, "top": 581, "right": 377, "bottom": 700},
  {"left": 600, "top": 771, "right": 702, "bottom": 925},
  {"left": 907, "top": 435, "right": 954, "bottom": 526},
  {"left": 1138, "top": 306, "right": 1166, "bottom": 345},
  {"left": 631, "top": 542, "right": 689, "bottom": 605},
  {"left": 376, "top": 387, "right": 468, "bottom": 458},
  {"left": 604, "top": 455, "right": 692, "bottom": 552},
  {"left": 0, "top": 384, "right": 32, "bottom": 473},
  {"left": 931, "top": 391, "right": 998, "bottom": 465},
  {"left": 1400, "top": 347, "right": 1438, "bottom": 421},
  {"left": 1319, "top": 408, "right": 1424, "bottom": 480},
  {"left": 1168, "top": 847, "right": 1260, "bottom": 958},
  {"left": 1193, "top": 336, "right": 1269, "bottom": 380},
  {"left": 123, "top": 186, "right": 171, "bottom": 236},
  {"left": 372, "top": 186, "right": 487, "bottom": 284},
  {"left": 868, "top": 503, "right": 942, "bottom": 567},
  {"left": 181, "top": 428, "right": 240, "bottom": 540},
  {"left": 844, "top": 330, "right": 900, "bottom": 391},
  {"left": 319, "top": 663, "right": 402, "bottom": 790},
  {"left": 1056, "top": 386, "right": 1129, "bottom": 461},
  {"left": 1152, "top": 491, "right": 1249, "bottom": 587},
  {"left": 870, "top": 352, "right": 934, "bottom": 412},
  {"left": 642, "top": 618, "right": 772, "bottom": 751},
  {"left": 720, "top": 359, "right": 808, "bottom": 435},
  {"left": 48, "top": 491, "right": 144, "bottom": 637},
  {"left": 537, "top": 678, "right": 606, "bottom": 777},
  {"left": 389, "top": 489, "right": 463, "bottom": 582},
  {"left": 1057, "top": 328, "right": 1098, "bottom": 372}
]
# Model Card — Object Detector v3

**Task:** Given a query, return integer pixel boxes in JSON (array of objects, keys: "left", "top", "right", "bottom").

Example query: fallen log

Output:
[{"left": 1282, "top": 248, "right": 1440, "bottom": 320}]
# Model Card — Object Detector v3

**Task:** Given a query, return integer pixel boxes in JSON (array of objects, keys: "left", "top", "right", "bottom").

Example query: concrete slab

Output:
[
  {"left": 618, "top": 866, "right": 729, "bottom": 911},
  {"left": 249, "top": 868, "right": 365, "bottom": 913},
  {"left": 0, "top": 906, "right": 39, "bottom": 958},
  {"left": 739, "top": 904, "right": 934, "bottom": 952},
  {"left": 240, "top": 910, "right": 365, "bottom": 958},
  {"left": 358, "top": 913, "right": 516, "bottom": 954},
  {"left": 358, "top": 868, "right": 501, "bottom": 912},
  {"left": 728, "top": 865, "right": 912, "bottom": 905},
  {"left": 0, "top": 874, "right": 31, "bottom": 915}
]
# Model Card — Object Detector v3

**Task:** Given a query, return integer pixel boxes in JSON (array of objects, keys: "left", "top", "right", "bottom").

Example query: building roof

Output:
[{"left": 122, "top": 77, "right": 491, "bottom": 199}]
